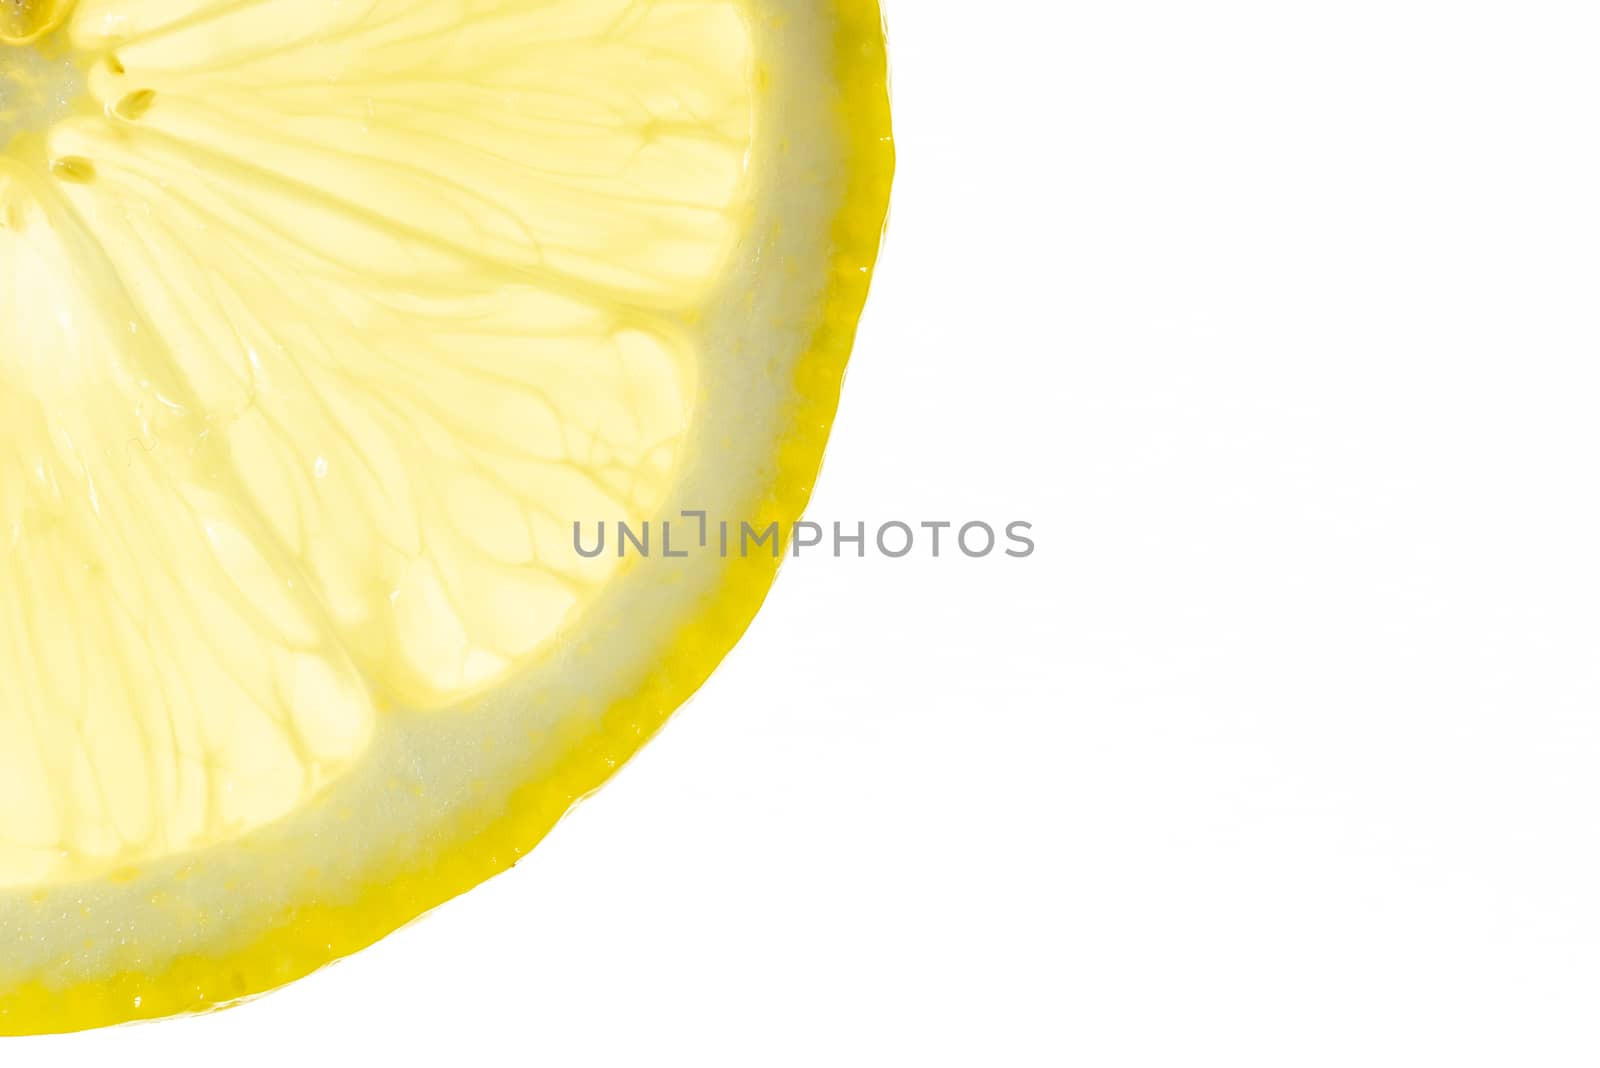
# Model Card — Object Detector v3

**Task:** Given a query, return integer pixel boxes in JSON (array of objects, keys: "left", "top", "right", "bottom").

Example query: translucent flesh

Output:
[{"left": 0, "top": 0, "right": 752, "bottom": 886}]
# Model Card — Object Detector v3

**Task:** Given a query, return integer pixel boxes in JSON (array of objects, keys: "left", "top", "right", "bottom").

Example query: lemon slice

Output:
[{"left": 0, "top": 0, "right": 892, "bottom": 1033}]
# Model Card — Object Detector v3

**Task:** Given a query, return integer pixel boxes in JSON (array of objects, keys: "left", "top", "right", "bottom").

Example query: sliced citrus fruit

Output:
[{"left": 0, "top": 0, "right": 892, "bottom": 1033}]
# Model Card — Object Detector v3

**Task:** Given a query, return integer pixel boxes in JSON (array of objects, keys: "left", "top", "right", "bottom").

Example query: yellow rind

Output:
[{"left": 0, "top": 0, "right": 893, "bottom": 1035}]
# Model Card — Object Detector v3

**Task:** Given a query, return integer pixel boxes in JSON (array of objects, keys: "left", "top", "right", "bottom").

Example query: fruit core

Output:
[
  {"left": 1, "top": 0, "right": 72, "bottom": 44},
  {"left": 0, "top": 33, "right": 84, "bottom": 153}
]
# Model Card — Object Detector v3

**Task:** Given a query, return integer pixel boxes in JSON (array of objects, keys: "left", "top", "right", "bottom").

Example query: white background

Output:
[{"left": 25, "top": 0, "right": 1600, "bottom": 1063}]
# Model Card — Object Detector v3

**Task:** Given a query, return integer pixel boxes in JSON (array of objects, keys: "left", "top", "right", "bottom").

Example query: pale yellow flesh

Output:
[{"left": 0, "top": 0, "right": 754, "bottom": 887}]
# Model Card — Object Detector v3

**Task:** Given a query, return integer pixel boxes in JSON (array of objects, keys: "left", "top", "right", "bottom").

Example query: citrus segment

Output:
[
  {"left": 2, "top": 0, "right": 742, "bottom": 881},
  {"left": 0, "top": 178, "right": 374, "bottom": 886}
]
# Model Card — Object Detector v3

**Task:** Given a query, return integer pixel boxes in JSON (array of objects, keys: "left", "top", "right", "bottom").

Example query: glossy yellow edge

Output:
[{"left": 0, "top": 0, "right": 894, "bottom": 1036}]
